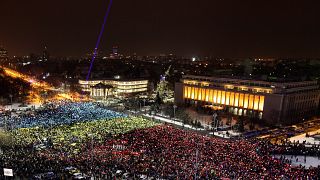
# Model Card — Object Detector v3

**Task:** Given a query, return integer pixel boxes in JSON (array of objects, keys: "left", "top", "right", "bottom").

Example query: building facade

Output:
[
  {"left": 79, "top": 78, "right": 148, "bottom": 99},
  {"left": 0, "top": 47, "right": 8, "bottom": 63},
  {"left": 175, "top": 75, "right": 320, "bottom": 124}
]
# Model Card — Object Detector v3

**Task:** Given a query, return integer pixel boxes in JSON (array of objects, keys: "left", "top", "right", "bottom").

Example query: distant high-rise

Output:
[
  {"left": 85, "top": 48, "right": 103, "bottom": 60},
  {"left": 242, "top": 58, "right": 255, "bottom": 76},
  {"left": 109, "top": 45, "right": 123, "bottom": 59},
  {"left": 0, "top": 46, "right": 8, "bottom": 63},
  {"left": 42, "top": 46, "right": 49, "bottom": 62},
  {"left": 112, "top": 46, "right": 118, "bottom": 55}
]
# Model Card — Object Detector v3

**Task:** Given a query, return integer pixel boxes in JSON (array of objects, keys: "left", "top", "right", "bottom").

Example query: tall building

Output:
[
  {"left": 175, "top": 75, "right": 320, "bottom": 125},
  {"left": 85, "top": 48, "right": 104, "bottom": 60},
  {"left": 42, "top": 46, "right": 49, "bottom": 62},
  {"left": 112, "top": 46, "right": 118, "bottom": 55},
  {"left": 0, "top": 46, "right": 8, "bottom": 63},
  {"left": 109, "top": 46, "right": 123, "bottom": 59}
]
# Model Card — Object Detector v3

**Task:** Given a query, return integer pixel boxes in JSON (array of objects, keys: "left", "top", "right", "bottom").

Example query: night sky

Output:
[{"left": 1, "top": 0, "right": 320, "bottom": 58}]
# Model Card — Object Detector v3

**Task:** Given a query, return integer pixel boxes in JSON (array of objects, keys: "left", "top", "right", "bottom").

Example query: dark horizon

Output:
[{"left": 1, "top": 0, "right": 320, "bottom": 58}]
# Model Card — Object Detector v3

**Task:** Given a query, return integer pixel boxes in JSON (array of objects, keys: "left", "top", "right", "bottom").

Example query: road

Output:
[
  {"left": 1, "top": 66, "right": 85, "bottom": 104},
  {"left": 258, "top": 118, "right": 320, "bottom": 145},
  {"left": 2, "top": 67, "right": 54, "bottom": 90}
]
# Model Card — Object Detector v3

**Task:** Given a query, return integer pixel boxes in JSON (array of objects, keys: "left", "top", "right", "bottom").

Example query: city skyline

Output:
[
  {"left": 0, "top": 1, "right": 320, "bottom": 178},
  {"left": 1, "top": 0, "right": 320, "bottom": 57}
]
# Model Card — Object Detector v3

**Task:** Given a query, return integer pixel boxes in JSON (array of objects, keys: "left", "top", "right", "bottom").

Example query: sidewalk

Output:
[
  {"left": 144, "top": 114, "right": 206, "bottom": 131},
  {"left": 105, "top": 108, "right": 242, "bottom": 139}
]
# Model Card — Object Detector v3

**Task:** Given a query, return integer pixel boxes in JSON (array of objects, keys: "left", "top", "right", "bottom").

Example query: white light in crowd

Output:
[{"left": 192, "top": 57, "right": 196, "bottom": 62}]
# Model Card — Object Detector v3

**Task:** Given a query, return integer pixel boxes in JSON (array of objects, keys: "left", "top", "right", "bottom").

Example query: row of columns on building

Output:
[{"left": 183, "top": 86, "right": 265, "bottom": 111}]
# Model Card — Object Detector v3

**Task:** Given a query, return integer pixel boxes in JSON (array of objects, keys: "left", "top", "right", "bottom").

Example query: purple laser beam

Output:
[{"left": 86, "top": 0, "right": 113, "bottom": 81}]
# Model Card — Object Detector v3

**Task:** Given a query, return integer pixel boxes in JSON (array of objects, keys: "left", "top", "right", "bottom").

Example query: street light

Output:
[
  {"left": 142, "top": 99, "right": 147, "bottom": 114},
  {"left": 9, "top": 94, "right": 13, "bottom": 110},
  {"left": 212, "top": 113, "right": 218, "bottom": 132},
  {"left": 88, "top": 133, "right": 94, "bottom": 177},
  {"left": 194, "top": 144, "right": 199, "bottom": 180},
  {"left": 4, "top": 115, "right": 8, "bottom": 131},
  {"left": 9, "top": 94, "right": 13, "bottom": 105},
  {"left": 173, "top": 105, "right": 177, "bottom": 119}
]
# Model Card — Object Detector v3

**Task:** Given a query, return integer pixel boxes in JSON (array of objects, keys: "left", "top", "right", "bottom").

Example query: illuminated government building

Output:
[
  {"left": 79, "top": 78, "right": 148, "bottom": 99},
  {"left": 175, "top": 75, "right": 320, "bottom": 124}
]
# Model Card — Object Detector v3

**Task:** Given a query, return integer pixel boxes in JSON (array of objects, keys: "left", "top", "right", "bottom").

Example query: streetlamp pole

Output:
[
  {"left": 88, "top": 133, "right": 94, "bottom": 178},
  {"left": 216, "top": 116, "right": 219, "bottom": 130},
  {"left": 194, "top": 146, "right": 199, "bottom": 180},
  {"left": 212, "top": 113, "right": 217, "bottom": 132},
  {"left": 143, "top": 99, "right": 147, "bottom": 114},
  {"left": 173, "top": 105, "right": 177, "bottom": 119},
  {"left": 91, "top": 134, "right": 93, "bottom": 172},
  {"left": 4, "top": 115, "right": 7, "bottom": 131},
  {"left": 9, "top": 94, "right": 12, "bottom": 104},
  {"left": 9, "top": 94, "right": 13, "bottom": 110}
]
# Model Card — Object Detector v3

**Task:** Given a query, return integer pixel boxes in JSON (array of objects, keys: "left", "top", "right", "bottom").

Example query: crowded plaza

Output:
[
  {"left": 0, "top": 101, "right": 319, "bottom": 179},
  {"left": 0, "top": 101, "right": 127, "bottom": 129}
]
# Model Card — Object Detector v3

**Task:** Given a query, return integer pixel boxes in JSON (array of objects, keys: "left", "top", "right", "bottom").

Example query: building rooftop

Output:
[
  {"left": 79, "top": 77, "right": 148, "bottom": 82},
  {"left": 182, "top": 74, "right": 319, "bottom": 93},
  {"left": 91, "top": 83, "right": 114, "bottom": 89}
]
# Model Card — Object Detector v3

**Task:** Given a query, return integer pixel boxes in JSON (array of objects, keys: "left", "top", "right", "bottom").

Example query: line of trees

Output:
[{"left": 161, "top": 103, "right": 203, "bottom": 128}]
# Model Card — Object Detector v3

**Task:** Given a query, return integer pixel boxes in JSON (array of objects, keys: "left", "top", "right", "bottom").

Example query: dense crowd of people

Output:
[
  {"left": 1, "top": 125, "right": 320, "bottom": 179},
  {"left": 271, "top": 142, "right": 320, "bottom": 157},
  {"left": 59, "top": 126, "right": 320, "bottom": 179},
  {"left": 0, "top": 101, "right": 319, "bottom": 179},
  {"left": 0, "top": 116, "right": 158, "bottom": 179},
  {"left": 0, "top": 101, "right": 127, "bottom": 129},
  {"left": 13, "top": 116, "right": 158, "bottom": 150}
]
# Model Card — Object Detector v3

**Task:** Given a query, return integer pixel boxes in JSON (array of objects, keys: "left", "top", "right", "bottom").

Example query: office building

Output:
[
  {"left": 0, "top": 47, "right": 8, "bottom": 63},
  {"left": 79, "top": 78, "right": 148, "bottom": 99},
  {"left": 175, "top": 75, "right": 320, "bottom": 124}
]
